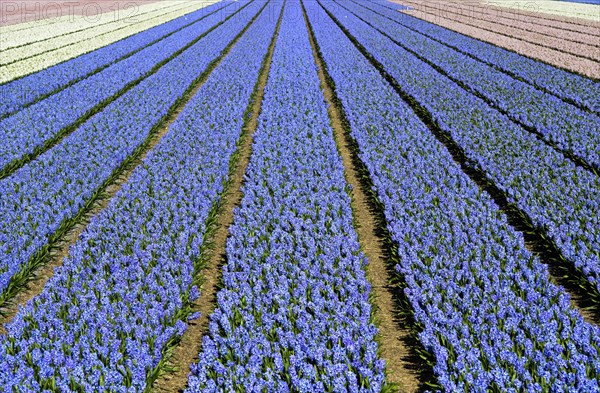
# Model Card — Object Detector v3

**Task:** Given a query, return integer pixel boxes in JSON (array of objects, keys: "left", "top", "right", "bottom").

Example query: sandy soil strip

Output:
[
  {"left": 150, "top": 6, "right": 283, "bottom": 393},
  {"left": 0, "top": 1, "right": 188, "bottom": 50},
  {"left": 398, "top": 0, "right": 600, "bottom": 61},
  {"left": 303, "top": 4, "right": 425, "bottom": 392},
  {"left": 0, "top": 0, "right": 163, "bottom": 26},
  {"left": 389, "top": 2, "right": 599, "bottom": 78},
  {"left": 0, "top": 0, "right": 217, "bottom": 84}
]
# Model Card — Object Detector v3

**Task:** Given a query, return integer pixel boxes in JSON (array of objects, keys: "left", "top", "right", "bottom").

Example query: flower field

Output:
[{"left": 0, "top": 0, "right": 598, "bottom": 391}]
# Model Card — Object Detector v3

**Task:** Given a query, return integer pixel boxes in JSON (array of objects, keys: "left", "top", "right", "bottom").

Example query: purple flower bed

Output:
[
  {"left": 0, "top": 0, "right": 267, "bottom": 305},
  {"left": 0, "top": 1, "right": 280, "bottom": 389},
  {"left": 0, "top": 0, "right": 249, "bottom": 178},
  {"left": 305, "top": 1, "right": 600, "bottom": 390},
  {"left": 319, "top": 0, "right": 600, "bottom": 300},
  {"left": 0, "top": 0, "right": 234, "bottom": 118},
  {"left": 186, "top": 2, "right": 385, "bottom": 391},
  {"left": 339, "top": 0, "right": 600, "bottom": 170},
  {"left": 362, "top": 0, "right": 600, "bottom": 115}
]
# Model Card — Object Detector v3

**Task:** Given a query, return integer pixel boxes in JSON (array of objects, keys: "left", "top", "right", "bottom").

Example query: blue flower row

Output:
[
  {"left": 360, "top": 0, "right": 600, "bottom": 115},
  {"left": 304, "top": 1, "right": 600, "bottom": 390},
  {"left": 0, "top": 0, "right": 245, "bottom": 177},
  {"left": 0, "top": 1, "right": 233, "bottom": 118},
  {"left": 340, "top": 0, "right": 600, "bottom": 170},
  {"left": 0, "top": 0, "right": 265, "bottom": 303},
  {"left": 319, "top": 0, "right": 600, "bottom": 299},
  {"left": 0, "top": 1, "right": 279, "bottom": 390},
  {"left": 186, "top": 1, "right": 385, "bottom": 391}
]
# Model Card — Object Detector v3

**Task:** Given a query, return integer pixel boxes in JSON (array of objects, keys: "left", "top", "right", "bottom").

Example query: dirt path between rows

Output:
[
  {"left": 150, "top": 6, "right": 284, "bottom": 392},
  {"left": 302, "top": 2, "right": 425, "bottom": 392}
]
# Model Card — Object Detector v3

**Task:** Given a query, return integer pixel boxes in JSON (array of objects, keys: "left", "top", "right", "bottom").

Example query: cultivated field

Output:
[{"left": 0, "top": 0, "right": 599, "bottom": 391}]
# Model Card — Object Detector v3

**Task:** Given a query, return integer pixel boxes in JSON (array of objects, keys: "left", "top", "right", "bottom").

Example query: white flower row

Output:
[
  {"left": 0, "top": 1, "right": 187, "bottom": 50},
  {"left": 484, "top": 0, "right": 600, "bottom": 22},
  {"left": 0, "top": 1, "right": 204, "bottom": 64},
  {"left": 0, "top": 0, "right": 217, "bottom": 84}
]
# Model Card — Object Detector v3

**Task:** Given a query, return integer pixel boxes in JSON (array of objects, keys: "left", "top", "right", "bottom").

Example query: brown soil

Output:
[
  {"left": 150, "top": 6, "right": 284, "bottom": 393},
  {"left": 302, "top": 3, "right": 422, "bottom": 392},
  {"left": 0, "top": 0, "right": 163, "bottom": 26},
  {"left": 562, "top": 283, "right": 599, "bottom": 324},
  {"left": 389, "top": 1, "right": 600, "bottom": 78}
]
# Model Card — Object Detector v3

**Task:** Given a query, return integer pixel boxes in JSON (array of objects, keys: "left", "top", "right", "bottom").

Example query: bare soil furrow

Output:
[
  {"left": 150, "top": 5, "right": 284, "bottom": 392},
  {"left": 303, "top": 2, "right": 434, "bottom": 392}
]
